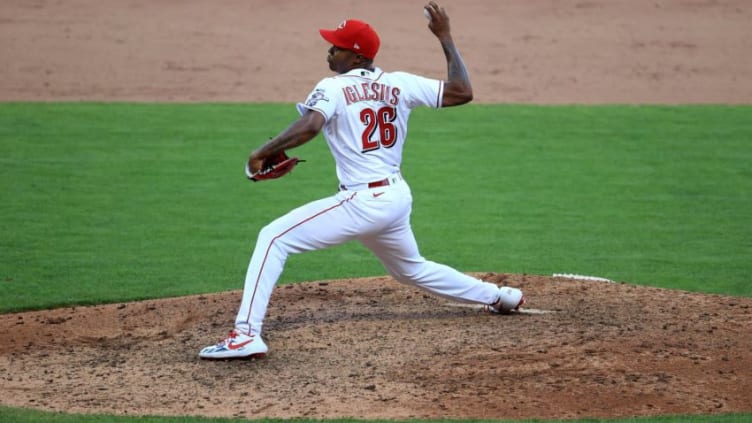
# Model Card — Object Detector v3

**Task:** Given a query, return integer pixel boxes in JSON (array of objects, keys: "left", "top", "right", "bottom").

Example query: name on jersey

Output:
[{"left": 343, "top": 82, "right": 401, "bottom": 106}]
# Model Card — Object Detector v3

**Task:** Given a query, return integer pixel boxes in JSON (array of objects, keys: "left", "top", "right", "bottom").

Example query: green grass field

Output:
[{"left": 1, "top": 103, "right": 751, "bottom": 422}]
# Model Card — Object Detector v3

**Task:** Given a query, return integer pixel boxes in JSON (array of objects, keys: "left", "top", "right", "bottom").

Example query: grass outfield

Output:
[
  {"left": 1, "top": 103, "right": 751, "bottom": 422},
  {"left": 1, "top": 103, "right": 750, "bottom": 313},
  {"left": 0, "top": 406, "right": 750, "bottom": 423}
]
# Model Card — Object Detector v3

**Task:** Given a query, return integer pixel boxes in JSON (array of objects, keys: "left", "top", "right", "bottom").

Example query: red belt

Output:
[
  {"left": 339, "top": 175, "right": 401, "bottom": 191},
  {"left": 366, "top": 178, "right": 391, "bottom": 188}
]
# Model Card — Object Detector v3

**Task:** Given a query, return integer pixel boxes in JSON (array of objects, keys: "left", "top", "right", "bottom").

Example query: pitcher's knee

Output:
[
  {"left": 390, "top": 267, "right": 429, "bottom": 284},
  {"left": 257, "top": 222, "right": 293, "bottom": 253},
  {"left": 258, "top": 222, "right": 279, "bottom": 241}
]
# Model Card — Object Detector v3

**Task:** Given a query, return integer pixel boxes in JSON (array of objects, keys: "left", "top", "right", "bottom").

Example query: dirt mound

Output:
[{"left": 1, "top": 273, "right": 751, "bottom": 419}]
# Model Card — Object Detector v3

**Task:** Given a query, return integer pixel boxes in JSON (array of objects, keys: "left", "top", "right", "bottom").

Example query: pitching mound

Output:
[{"left": 1, "top": 273, "right": 751, "bottom": 420}]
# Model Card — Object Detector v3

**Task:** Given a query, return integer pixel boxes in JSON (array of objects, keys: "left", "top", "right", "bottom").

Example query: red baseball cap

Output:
[{"left": 319, "top": 19, "right": 380, "bottom": 60}]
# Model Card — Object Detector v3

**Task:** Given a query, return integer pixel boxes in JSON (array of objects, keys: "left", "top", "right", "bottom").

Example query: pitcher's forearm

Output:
[
  {"left": 425, "top": 1, "right": 473, "bottom": 106},
  {"left": 252, "top": 111, "right": 325, "bottom": 160},
  {"left": 443, "top": 39, "right": 471, "bottom": 91},
  {"left": 440, "top": 37, "right": 473, "bottom": 106}
]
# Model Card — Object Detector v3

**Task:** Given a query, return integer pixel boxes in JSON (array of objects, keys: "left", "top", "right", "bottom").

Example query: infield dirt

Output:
[{"left": 1, "top": 0, "right": 751, "bottom": 420}]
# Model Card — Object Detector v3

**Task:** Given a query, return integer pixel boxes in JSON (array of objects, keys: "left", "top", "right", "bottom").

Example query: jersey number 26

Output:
[{"left": 360, "top": 106, "right": 397, "bottom": 152}]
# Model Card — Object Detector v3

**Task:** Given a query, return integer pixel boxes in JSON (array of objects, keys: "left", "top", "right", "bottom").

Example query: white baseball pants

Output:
[{"left": 234, "top": 178, "right": 501, "bottom": 336}]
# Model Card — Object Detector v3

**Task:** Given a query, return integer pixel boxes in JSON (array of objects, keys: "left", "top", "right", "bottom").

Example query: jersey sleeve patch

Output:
[
  {"left": 298, "top": 83, "right": 337, "bottom": 120},
  {"left": 305, "top": 88, "right": 330, "bottom": 108}
]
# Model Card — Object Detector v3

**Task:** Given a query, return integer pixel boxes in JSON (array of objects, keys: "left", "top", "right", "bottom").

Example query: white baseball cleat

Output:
[
  {"left": 487, "top": 287, "right": 525, "bottom": 314},
  {"left": 199, "top": 330, "right": 268, "bottom": 360}
]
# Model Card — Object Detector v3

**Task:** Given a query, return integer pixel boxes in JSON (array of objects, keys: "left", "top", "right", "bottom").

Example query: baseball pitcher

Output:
[{"left": 200, "top": 1, "right": 525, "bottom": 360}]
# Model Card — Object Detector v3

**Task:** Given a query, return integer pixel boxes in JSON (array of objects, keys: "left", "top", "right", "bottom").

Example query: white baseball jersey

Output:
[{"left": 296, "top": 67, "right": 444, "bottom": 187}]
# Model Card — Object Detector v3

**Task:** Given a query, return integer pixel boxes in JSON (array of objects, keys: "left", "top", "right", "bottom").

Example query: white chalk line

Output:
[{"left": 553, "top": 273, "right": 614, "bottom": 283}]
